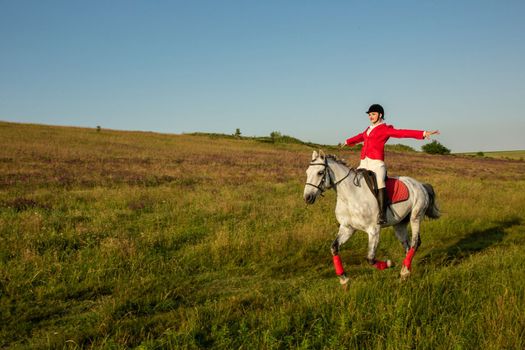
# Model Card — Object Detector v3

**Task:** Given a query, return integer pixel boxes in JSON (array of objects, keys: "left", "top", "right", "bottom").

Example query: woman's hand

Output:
[{"left": 424, "top": 130, "right": 440, "bottom": 139}]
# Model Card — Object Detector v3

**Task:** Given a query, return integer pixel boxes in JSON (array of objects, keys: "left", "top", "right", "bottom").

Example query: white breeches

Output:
[{"left": 358, "top": 157, "right": 386, "bottom": 189}]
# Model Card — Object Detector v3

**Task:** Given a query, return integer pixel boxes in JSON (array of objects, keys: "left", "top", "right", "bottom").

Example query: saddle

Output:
[{"left": 356, "top": 169, "right": 409, "bottom": 204}]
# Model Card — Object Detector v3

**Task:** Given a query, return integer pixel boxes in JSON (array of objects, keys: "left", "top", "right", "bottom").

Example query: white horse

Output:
[{"left": 304, "top": 150, "right": 440, "bottom": 285}]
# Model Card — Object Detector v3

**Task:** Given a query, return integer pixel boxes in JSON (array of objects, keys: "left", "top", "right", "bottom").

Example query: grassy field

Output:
[{"left": 1, "top": 121, "right": 525, "bottom": 349}]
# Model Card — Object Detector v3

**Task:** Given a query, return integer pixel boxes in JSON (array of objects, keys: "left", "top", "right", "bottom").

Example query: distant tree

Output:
[
  {"left": 96, "top": 125, "right": 101, "bottom": 132},
  {"left": 270, "top": 131, "right": 282, "bottom": 142},
  {"left": 422, "top": 140, "right": 451, "bottom": 155},
  {"left": 234, "top": 128, "right": 241, "bottom": 138},
  {"left": 476, "top": 151, "right": 484, "bottom": 157}
]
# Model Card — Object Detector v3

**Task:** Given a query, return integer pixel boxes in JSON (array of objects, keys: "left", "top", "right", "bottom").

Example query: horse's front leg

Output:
[
  {"left": 367, "top": 226, "right": 393, "bottom": 270},
  {"left": 331, "top": 225, "right": 355, "bottom": 285}
]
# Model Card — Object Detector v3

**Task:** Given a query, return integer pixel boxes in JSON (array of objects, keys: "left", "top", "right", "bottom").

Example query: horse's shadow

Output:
[{"left": 421, "top": 216, "right": 522, "bottom": 266}]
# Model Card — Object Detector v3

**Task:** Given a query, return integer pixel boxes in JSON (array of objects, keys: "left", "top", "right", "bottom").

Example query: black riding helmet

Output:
[{"left": 366, "top": 104, "right": 385, "bottom": 119}]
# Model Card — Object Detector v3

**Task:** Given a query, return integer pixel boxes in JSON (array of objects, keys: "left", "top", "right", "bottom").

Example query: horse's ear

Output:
[
  {"left": 319, "top": 150, "right": 326, "bottom": 159},
  {"left": 312, "top": 150, "right": 319, "bottom": 161}
]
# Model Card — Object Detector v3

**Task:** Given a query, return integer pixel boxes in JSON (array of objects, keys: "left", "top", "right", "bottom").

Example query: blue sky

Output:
[{"left": 1, "top": 0, "right": 524, "bottom": 152}]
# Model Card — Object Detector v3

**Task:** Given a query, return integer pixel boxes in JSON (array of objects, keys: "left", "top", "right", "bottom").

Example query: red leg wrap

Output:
[
  {"left": 373, "top": 260, "right": 389, "bottom": 270},
  {"left": 403, "top": 247, "right": 416, "bottom": 270},
  {"left": 333, "top": 255, "right": 345, "bottom": 275}
]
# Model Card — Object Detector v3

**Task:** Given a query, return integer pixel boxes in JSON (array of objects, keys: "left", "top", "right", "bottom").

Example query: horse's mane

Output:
[{"left": 325, "top": 154, "right": 350, "bottom": 167}]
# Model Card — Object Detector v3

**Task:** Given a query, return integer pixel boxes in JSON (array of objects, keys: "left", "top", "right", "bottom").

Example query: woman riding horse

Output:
[{"left": 343, "top": 104, "right": 439, "bottom": 224}]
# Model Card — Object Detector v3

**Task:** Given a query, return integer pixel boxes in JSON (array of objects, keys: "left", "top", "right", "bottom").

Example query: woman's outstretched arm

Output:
[
  {"left": 344, "top": 132, "right": 364, "bottom": 147},
  {"left": 388, "top": 126, "right": 440, "bottom": 140}
]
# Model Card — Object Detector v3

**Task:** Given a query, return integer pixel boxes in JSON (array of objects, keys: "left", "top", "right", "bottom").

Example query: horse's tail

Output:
[{"left": 423, "top": 183, "right": 441, "bottom": 219}]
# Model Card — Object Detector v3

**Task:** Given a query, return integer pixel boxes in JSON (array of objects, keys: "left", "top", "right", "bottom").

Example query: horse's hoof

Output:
[
  {"left": 339, "top": 275, "right": 350, "bottom": 286},
  {"left": 400, "top": 265, "right": 411, "bottom": 280}
]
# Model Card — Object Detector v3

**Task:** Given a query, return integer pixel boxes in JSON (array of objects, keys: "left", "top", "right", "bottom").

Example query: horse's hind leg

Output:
[
  {"left": 400, "top": 214, "right": 423, "bottom": 279},
  {"left": 393, "top": 222, "right": 410, "bottom": 253},
  {"left": 331, "top": 225, "right": 355, "bottom": 285}
]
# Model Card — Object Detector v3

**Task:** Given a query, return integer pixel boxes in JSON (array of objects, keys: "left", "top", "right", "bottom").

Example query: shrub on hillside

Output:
[
  {"left": 422, "top": 140, "right": 451, "bottom": 155},
  {"left": 386, "top": 144, "right": 416, "bottom": 153},
  {"left": 270, "top": 131, "right": 282, "bottom": 141},
  {"left": 268, "top": 131, "right": 305, "bottom": 144}
]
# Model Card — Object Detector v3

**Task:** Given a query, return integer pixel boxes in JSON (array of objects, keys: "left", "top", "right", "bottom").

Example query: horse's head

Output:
[{"left": 304, "top": 150, "right": 331, "bottom": 204}]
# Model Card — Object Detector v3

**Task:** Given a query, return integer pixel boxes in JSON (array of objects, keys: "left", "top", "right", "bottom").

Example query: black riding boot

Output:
[{"left": 377, "top": 188, "right": 388, "bottom": 224}]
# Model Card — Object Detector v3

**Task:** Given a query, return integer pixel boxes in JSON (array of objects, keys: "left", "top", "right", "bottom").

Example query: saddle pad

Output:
[{"left": 386, "top": 177, "right": 409, "bottom": 204}]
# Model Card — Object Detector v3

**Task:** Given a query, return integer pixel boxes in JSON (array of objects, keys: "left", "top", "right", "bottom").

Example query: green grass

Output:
[{"left": 1, "top": 121, "right": 525, "bottom": 349}]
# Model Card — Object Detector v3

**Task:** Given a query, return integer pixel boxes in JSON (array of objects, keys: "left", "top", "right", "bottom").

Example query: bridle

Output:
[
  {"left": 305, "top": 158, "right": 330, "bottom": 193},
  {"left": 305, "top": 158, "right": 354, "bottom": 195}
]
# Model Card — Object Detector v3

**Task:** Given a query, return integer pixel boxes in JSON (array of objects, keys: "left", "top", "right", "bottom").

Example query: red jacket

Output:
[{"left": 346, "top": 123, "right": 424, "bottom": 161}]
